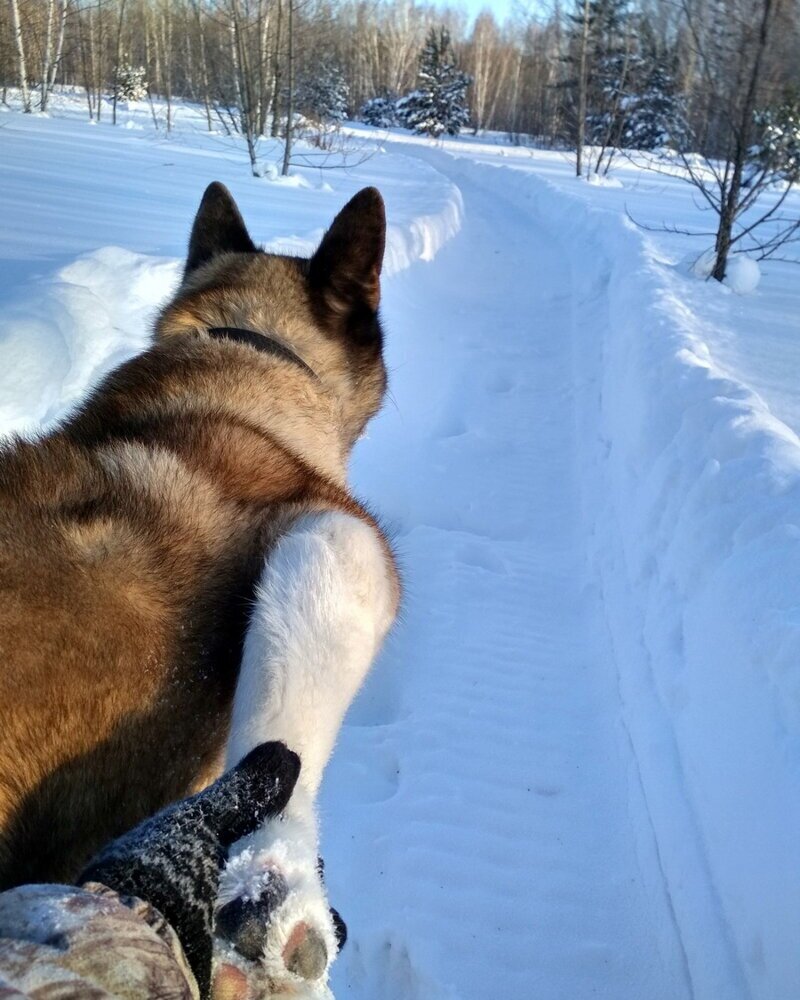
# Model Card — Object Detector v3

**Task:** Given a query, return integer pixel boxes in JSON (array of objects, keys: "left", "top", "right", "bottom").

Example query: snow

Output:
[
  {"left": 690, "top": 247, "right": 718, "bottom": 279},
  {"left": 2, "top": 93, "right": 800, "bottom": 999},
  {"left": 0, "top": 97, "right": 462, "bottom": 435},
  {"left": 725, "top": 255, "right": 762, "bottom": 293},
  {"left": 585, "top": 171, "right": 624, "bottom": 187},
  {"left": 687, "top": 250, "right": 762, "bottom": 293}
]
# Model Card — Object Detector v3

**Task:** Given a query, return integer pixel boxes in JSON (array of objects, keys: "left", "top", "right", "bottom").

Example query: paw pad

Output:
[{"left": 215, "top": 869, "right": 289, "bottom": 961}]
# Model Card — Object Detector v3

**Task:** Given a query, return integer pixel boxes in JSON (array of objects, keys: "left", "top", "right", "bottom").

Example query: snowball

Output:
[
  {"left": 724, "top": 255, "right": 761, "bottom": 294},
  {"left": 687, "top": 249, "right": 760, "bottom": 292}
]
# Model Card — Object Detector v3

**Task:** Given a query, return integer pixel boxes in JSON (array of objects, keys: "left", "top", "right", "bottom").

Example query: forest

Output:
[
  {"left": 2, "top": 0, "right": 798, "bottom": 144},
  {"left": 2, "top": 0, "right": 800, "bottom": 276}
]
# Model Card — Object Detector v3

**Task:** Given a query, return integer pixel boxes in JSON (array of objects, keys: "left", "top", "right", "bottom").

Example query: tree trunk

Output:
[
  {"left": 575, "top": 0, "right": 590, "bottom": 178},
  {"left": 281, "top": 0, "right": 292, "bottom": 176},
  {"left": 712, "top": 0, "right": 776, "bottom": 282},
  {"left": 256, "top": 0, "right": 270, "bottom": 136},
  {"left": 183, "top": 5, "right": 194, "bottom": 99},
  {"left": 9, "top": 0, "right": 31, "bottom": 112},
  {"left": 228, "top": 5, "right": 243, "bottom": 119},
  {"left": 270, "top": 0, "right": 282, "bottom": 137},
  {"left": 40, "top": 0, "right": 55, "bottom": 111},
  {"left": 112, "top": 0, "right": 127, "bottom": 125},
  {"left": 76, "top": 4, "right": 95, "bottom": 118},
  {"left": 231, "top": 0, "right": 258, "bottom": 174},
  {"left": 92, "top": 0, "right": 102, "bottom": 121},
  {"left": 193, "top": 0, "right": 212, "bottom": 130},
  {"left": 46, "top": 0, "right": 69, "bottom": 108},
  {"left": 161, "top": 0, "right": 172, "bottom": 132}
]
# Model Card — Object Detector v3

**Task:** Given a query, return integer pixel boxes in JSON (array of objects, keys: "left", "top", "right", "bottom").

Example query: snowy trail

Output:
[
  {"left": 323, "top": 158, "right": 696, "bottom": 999},
  {"left": 3, "top": 105, "right": 797, "bottom": 997}
]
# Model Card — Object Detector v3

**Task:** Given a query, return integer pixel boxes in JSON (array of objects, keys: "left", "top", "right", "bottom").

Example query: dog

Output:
[{"left": 0, "top": 182, "right": 400, "bottom": 914}]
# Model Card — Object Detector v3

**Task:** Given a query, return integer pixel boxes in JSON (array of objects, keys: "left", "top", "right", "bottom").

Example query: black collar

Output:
[{"left": 207, "top": 326, "right": 318, "bottom": 381}]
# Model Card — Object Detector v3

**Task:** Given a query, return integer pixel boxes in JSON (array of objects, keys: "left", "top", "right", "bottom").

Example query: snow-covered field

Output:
[{"left": 1, "top": 94, "right": 799, "bottom": 999}]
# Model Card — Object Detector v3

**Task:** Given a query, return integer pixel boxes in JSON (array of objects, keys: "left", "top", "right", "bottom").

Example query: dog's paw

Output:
[{"left": 212, "top": 816, "right": 340, "bottom": 997}]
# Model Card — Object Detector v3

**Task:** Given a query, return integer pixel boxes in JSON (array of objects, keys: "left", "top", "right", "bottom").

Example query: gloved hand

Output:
[{"left": 79, "top": 742, "right": 300, "bottom": 999}]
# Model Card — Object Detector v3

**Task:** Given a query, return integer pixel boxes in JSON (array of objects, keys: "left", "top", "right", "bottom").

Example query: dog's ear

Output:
[
  {"left": 185, "top": 182, "right": 257, "bottom": 278},
  {"left": 309, "top": 187, "right": 385, "bottom": 334}
]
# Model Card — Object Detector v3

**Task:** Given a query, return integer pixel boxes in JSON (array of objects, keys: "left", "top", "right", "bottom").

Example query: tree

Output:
[
  {"left": 280, "top": 0, "right": 293, "bottom": 174},
  {"left": 672, "top": 0, "right": 797, "bottom": 280},
  {"left": 568, "top": 0, "right": 591, "bottom": 175},
  {"left": 565, "top": 0, "right": 640, "bottom": 174},
  {"left": 751, "top": 97, "right": 800, "bottom": 184},
  {"left": 8, "top": 0, "right": 31, "bottom": 112},
  {"left": 396, "top": 26, "right": 471, "bottom": 138},
  {"left": 2, "top": 0, "right": 799, "bottom": 194},
  {"left": 114, "top": 62, "right": 147, "bottom": 101},
  {"left": 468, "top": 10, "right": 511, "bottom": 133},
  {"left": 39, "top": 0, "right": 69, "bottom": 112},
  {"left": 359, "top": 94, "right": 399, "bottom": 128},
  {"left": 299, "top": 59, "right": 349, "bottom": 123},
  {"left": 625, "top": 62, "right": 687, "bottom": 150}
]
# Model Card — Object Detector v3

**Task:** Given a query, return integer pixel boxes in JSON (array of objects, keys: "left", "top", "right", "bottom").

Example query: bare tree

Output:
[
  {"left": 3, "top": 0, "right": 800, "bottom": 197},
  {"left": 674, "top": 0, "right": 797, "bottom": 279},
  {"left": 280, "top": 0, "right": 292, "bottom": 174},
  {"left": 111, "top": 0, "right": 127, "bottom": 122},
  {"left": 8, "top": 0, "right": 31, "bottom": 110},
  {"left": 574, "top": 0, "right": 590, "bottom": 175}
]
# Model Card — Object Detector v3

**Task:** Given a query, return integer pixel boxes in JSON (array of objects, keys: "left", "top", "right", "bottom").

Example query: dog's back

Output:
[
  {"left": 0, "top": 351, "right": 297, "bottom": 885},
  {"left": 0, "top": 183, "right": 389, "bottom": 887}
]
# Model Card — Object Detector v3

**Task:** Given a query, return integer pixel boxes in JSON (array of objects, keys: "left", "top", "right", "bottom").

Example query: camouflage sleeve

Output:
[{"left": 0, "top": 881, "right": 199, "bottom": 999}]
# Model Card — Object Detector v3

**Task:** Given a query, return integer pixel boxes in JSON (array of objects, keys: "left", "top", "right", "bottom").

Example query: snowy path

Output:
[
  {"left": 323, "top": 158, "right": 695, "bottom": 999},
  {"left": 3, "top": 105, "right": 798, "bottom": 998}
]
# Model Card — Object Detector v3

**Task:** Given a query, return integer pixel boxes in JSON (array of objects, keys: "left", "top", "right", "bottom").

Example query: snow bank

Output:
[
  {"left": 544, "top": 181, "right": 798, "bottom": 1000},
  {"left": 0, "top": 247, "right": 179, "bottom": 435},
  {"left": 0, "top": 163, "right": 462, "bottom": 436},
  {"left": 264, "top": 176, "right": 464, "bottom": 278},
  {"left": 383, "top": 182, "right": 463, "bottom": 275},
  {"left": 436, "top": 154, "right": 800, "bottom": 999}
]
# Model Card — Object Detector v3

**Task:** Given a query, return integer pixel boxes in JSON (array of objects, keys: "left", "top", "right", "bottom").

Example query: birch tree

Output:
[{"left": 8, "top": 0, "right": 30, "bottom": 110}]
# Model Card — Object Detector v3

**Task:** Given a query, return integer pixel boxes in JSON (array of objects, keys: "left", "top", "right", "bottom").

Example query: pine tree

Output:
[
  {"left": 396, "top": 28, "right": 471, "bottom": 138},
  {"left": 114, "top": 64, "right": 148, "bottom": 104},
  {"left": 584, "top": 1, "right": 639, "bottom": 146},
  {"left": 360, "top": 95, "right": 399, "bottom": 128},
  {"left": 626, "top": 64, "right": 688, "bottom": 151},
  {"left": 298, "top": 61, "right": 349, "bottom": 124},
  {"left": 751, "top": 98, "right": 800, "bottom": 184},
  {"left": 563, "top": 0, "right": 639, "bottom": 169}
]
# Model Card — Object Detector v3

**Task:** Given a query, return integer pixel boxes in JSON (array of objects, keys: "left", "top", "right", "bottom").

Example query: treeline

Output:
[{"left": 2, "top": 0, "right": 799, "bottom": 154}]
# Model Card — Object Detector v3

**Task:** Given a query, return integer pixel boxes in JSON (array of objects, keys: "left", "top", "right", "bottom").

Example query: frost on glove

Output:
[{"left": 79, "top": 741, "right": 300, "bottom": 999}]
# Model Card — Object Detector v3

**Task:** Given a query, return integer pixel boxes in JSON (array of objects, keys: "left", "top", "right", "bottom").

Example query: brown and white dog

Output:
[{"left": 0, "top": 183, "right": 400, "bottom": 990}]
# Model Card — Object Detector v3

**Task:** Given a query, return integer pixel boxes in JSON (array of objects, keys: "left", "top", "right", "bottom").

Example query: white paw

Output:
[{"left": 213, "top": 815, "right": 339, "bottom": 997}]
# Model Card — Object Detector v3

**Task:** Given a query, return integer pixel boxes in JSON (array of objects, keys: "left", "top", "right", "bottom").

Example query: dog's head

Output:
[{"left": 156, "top": 182, "right": 387, "bottom": 450}]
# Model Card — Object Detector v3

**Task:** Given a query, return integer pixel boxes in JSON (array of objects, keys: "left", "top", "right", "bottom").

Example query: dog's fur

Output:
[{"left": 0, "top": 183, "right": 400, "bottom": 890}]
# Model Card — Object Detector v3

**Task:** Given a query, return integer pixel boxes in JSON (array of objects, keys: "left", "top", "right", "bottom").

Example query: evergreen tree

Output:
[
  {"left": 585, "top": 1, "right": 639, "bottom": 146},
  {"left": 114, "top": 64, "right": 148, "bottom": 103},
  {"left": 751, "top": 98, "right": 800, "bottom": 184},
  {"left": 626, "top": 63, "right": 688, "bottom": 150},
  {"left": 396, "top": 27, "right": 471, "bottom": 138},
  {"left": 563, "top": 0, "right": 640, "bottom": 167},
  {"left": 298, "top": 61, "right": 349, "bottom": 124},
  {"left": 360, "top": 95, "right": 399, "bottom": 128}
]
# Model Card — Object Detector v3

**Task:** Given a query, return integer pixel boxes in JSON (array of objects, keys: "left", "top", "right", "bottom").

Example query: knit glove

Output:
[{"left": 79, "top": 742, "right": 300, "bottom": 999}]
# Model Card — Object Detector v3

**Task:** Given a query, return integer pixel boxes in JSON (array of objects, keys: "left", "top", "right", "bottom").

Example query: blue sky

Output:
[
  {"left": 431, "top": 0, "right": 547, "bottom": 28},
  {"left": 458, "top": 0, "right": 513, "bottom": 21}
]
